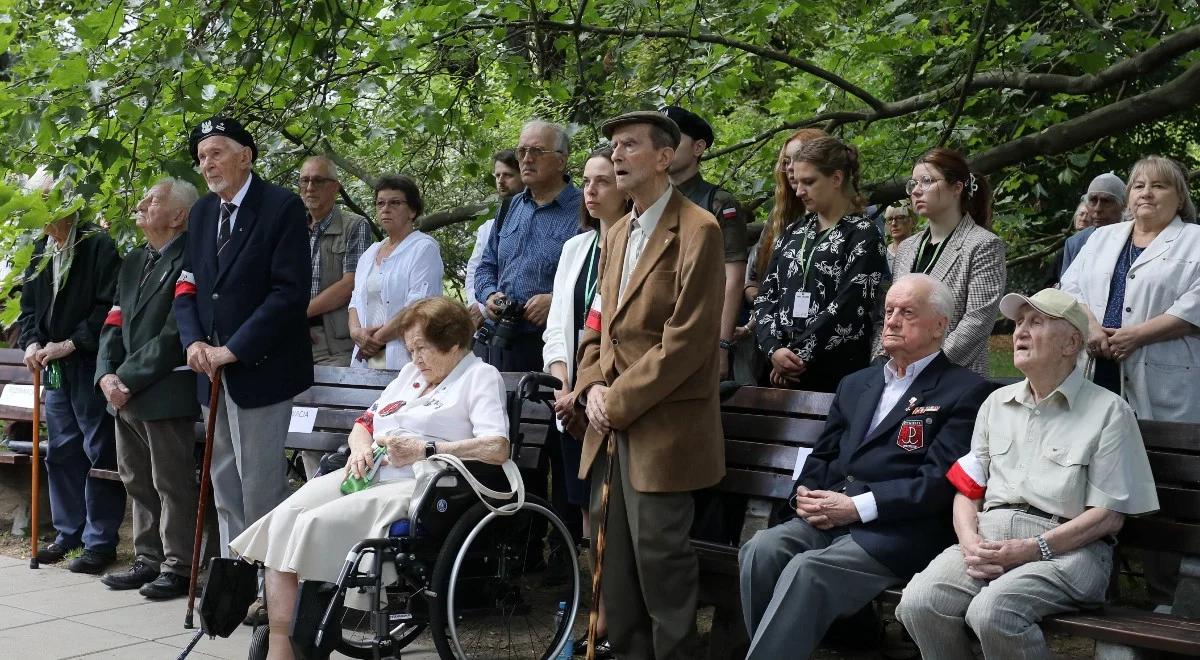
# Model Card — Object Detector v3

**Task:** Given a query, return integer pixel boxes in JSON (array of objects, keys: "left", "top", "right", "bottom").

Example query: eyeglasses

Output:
[
  {"left": 905, "top": 175, "right": 945, "bottom": 195},
  {"left": 375, "top": 198, "right": 410, "bottom": 210},
  {"left": 516, "top": 146, "right": 561, "bottom": 159},
  {"left": 884, "top": 217, "right": 912, "bottom": 225},
  {"left": 298, "top": 176, "right": 336, "bottom": 188}
]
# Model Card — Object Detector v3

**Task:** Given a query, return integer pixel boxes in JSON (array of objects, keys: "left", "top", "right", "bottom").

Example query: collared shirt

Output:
[
  {"left": 217, "top": 174, "right": 253, "bottom": 239},
  {"left": 474, "top": 183, "right": 582, "bottom": 332},
  {"left": 850, "top": 350, "right": 941, "bottom": 523},
  {"left": 308, "top": 209, "right": 370, "bottom": 300},
  {"left": 971, "top": 365, "right": 1158, "bottom": 519},
  {"left": 619, "top": 185, "right": 673, "bottom": 301}
]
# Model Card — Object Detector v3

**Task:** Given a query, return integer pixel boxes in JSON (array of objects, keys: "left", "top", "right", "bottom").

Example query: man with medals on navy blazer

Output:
[
  {"left": 173, "top": 116, "right": 313, "bottom": 555},
  {"left": 738, "top": 274, "right": 995, "bottom": 659}
]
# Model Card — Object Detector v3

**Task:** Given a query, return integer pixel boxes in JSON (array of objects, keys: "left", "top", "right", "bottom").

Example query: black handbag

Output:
[
  {"left": 289, "top": 579, "right": 343, "bottom": 660},
  {"left": 199, "top": 558, "right": 259, "bottom": 638}
]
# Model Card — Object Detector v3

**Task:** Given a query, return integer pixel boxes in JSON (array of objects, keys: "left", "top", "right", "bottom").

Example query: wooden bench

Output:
[
  {"left": 697, "top": 386, "right": 1200, "bottom": 659},
  {"left": 88, "top": 365, "right": 554, "bottom": 481},
  {"left": 0, "top": 347, "right": 36, "bottom": 466}
]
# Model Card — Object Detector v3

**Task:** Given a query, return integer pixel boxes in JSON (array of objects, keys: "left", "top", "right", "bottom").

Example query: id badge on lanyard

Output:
[{"left": 792, "top": 292, "right": 812, "bottom": 318}]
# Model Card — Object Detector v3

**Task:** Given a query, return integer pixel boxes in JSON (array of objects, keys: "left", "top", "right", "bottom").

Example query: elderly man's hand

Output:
[
  {"left": 1105, "top": 326, "right": 1144, "bottom": 362},
  {"left": 1086, "top": 324, "right": 1112, "bottom": 360},
  {"left": 36, "top": 340, "right": 75, "bottom": 364},
  {"left": 585, "top": 384, "right": 612, "bottom": 435},
  {"left": 966, "top": 538, "right": 1039, "bottom": 580},
  {"left": 186, "top": 341, "right": 214, "bottom": 375},
  {"left": 99, "top": 374, "right": 131, "bottom": 410},
  {"left": 794, "top": 488, "right": 860, "bottom": 530},
  {"left": 203, "top": 346, "right": 237, "bottom": 379},
  {"left": 23, "top": 343, "right": 43, "bottom": 372},
  {"left": 958, "top": 532, "right": 1004, "bottom": 580}
]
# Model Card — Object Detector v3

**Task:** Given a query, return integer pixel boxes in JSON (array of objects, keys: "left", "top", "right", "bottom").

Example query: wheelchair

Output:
[{"left": 248, "top": 372, "right": 582, "bottom": 660}]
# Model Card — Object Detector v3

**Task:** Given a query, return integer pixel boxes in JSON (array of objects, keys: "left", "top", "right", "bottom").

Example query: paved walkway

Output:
[{"left": 0, "top": 553, "right": 439, "bottom": 659}]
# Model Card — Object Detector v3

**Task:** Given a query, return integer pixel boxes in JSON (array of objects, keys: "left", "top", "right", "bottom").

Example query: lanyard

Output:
[
  {"left": 581, "top": 234, "right": 600, "bottom": 312},
  {"left": 913, "top": 220, "right": 961, "bottom": 274},
  {"left": 798, "top": 223, "right": 835, "bottom": 289}
]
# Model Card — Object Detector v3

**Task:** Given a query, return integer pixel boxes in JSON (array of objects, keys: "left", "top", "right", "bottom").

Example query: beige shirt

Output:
[{"left": 971, "top": 365, "right": 1159, "bottom": 519}]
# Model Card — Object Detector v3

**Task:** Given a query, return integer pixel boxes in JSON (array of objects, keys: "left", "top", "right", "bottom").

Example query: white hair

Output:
[
  {"left": 23, "top": 165, "right": 74, "bottom": 196},
  {"left": 895, "top": 273, "right": 955, "bottom": 322},
  {"left": 154, "top": 177, "right": 199, "bottom": 212},
  {"left": 303, "top": 155, "right": 339, "bottom": 181},
  {"left": 522, "top": 120, "right": 570, "bottom": 156}
]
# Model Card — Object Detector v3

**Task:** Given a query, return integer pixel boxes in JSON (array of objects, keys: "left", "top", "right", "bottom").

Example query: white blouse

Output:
[
  {"left": 359, "top": 353, "right": 509, "bottom": 481},
  {"left": 348, "top": 231, "right": 444, "bottom": 370}
]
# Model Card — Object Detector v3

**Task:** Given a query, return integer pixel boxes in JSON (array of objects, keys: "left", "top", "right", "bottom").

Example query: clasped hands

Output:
[
  {"left": 793, "top": 485, "right": 859, "bottom": 530},
  {"left": 23, "top": 341, "right": 75, "bottom": 372},
  {"left": 1087, "top": 325, "right": 1143, "bottom": 362},
  {"left": 769, "top": 348, "right": 806, "bottom": 387},
  {"left": 345, "top": 435, "right": 424, "bottom": 479},
  {"left": 351, "top": 325, "right": 388, "bottom": 359},
  {"left": 959, "top": 533, "right": 1040, "bottom": 581},
  {"left": 186, "top": 342, "right": 237, "bottom": 378}
]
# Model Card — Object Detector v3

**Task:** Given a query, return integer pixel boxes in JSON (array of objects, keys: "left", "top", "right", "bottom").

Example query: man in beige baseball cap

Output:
[{"left": 897, "top": 286, "right": 1159, "bottom": 658}]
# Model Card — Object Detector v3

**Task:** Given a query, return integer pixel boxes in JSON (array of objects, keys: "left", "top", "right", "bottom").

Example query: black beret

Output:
[
  {"left": 600, "top": 111, "right": 681, "bottom": 149},
  {"left": 659, "top": 106, "right": 714, "bottom": 147},
  {"left": 189, "top": 116, "right": 258, "bottom": 165}
]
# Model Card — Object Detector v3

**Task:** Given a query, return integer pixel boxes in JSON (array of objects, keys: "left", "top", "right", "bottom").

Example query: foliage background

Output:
[{"left": 1, "top": 0, "right": 1197, "bottom": 325}]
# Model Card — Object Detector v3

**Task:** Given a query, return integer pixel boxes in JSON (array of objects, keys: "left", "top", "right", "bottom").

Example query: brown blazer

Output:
[{"left": 573, "top": 188, "right": 726, "bottom": 492}]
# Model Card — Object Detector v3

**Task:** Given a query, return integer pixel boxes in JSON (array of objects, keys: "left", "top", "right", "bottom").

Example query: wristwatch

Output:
[{"left": 425, "top": 440, "right": 438, "bottom": 458}]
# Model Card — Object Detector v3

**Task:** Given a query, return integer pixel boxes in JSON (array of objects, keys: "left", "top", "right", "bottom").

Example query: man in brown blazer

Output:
[{"left": 573, "top": 110, "right": 726, "bottom": 659}]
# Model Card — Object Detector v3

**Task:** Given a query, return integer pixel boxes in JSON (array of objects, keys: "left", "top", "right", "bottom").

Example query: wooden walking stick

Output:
[
  {"left": 586, "top": 432, "right": 617, "bottom": 660},
  {"left": 29, "top": 368, "right": 41, "bottom": 569},
  {"left": 185, "top": 367, "right": 223, "bottom": 629}
]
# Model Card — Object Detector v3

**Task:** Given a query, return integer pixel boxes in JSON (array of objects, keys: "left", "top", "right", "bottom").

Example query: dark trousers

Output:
[{"left": 43, "top": 355, "right": 124, "bottom": 552}]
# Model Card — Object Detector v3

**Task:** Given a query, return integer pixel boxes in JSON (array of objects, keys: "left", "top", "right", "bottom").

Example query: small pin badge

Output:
[{"left": 905, "top": 397, "right": 918, "bottom": 412}]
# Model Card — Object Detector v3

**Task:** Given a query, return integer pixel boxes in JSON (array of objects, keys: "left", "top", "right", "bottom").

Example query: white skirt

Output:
[{"left": 229, "top": 471, "right": 416, "bottom": 583}]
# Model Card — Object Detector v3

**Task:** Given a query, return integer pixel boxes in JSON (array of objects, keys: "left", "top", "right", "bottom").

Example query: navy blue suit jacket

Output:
[
  {"left": 174, "top": 173, "right": 313, "bottom": 408},
  {"left": 796, "top": 352, "right": 994, "bottom": 578}
]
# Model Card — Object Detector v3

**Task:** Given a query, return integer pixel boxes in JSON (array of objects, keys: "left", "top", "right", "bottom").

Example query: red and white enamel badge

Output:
[
  {"left": 378, "top": 401, "right": 406, "bottom": 417},
  {"left": 897, "top": 419, "right": 924, "bottom": 452}
]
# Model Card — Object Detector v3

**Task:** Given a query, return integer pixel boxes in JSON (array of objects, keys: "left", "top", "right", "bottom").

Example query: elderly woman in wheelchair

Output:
[{"left": 231, "top": 297, "right": 579, "bottom": 659}]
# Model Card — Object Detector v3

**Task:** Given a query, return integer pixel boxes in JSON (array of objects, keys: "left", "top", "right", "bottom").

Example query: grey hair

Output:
[
  {"left": 1127, "top": 155, "right": 1196, "bottom": 222},
  {"left": 303, "top": 155, "right": 339, "bottom": 181},
  {"left": 154, "top": 177, "right": 199, "bottom": 212},
  {"left": 522, "top": 120, "right": 570, "bottom": 156},
  {"left": 895, "top": 273, "right": 955, "bottom": 322}
]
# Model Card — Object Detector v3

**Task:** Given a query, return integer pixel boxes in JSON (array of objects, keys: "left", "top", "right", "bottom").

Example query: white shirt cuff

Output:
[{"left": 852, "top": 492, "right": 879, "bottom": 523}]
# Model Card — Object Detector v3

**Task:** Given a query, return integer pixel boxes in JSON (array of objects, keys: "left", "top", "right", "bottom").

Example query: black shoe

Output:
[
  {"left": 571, "top": 636, "right": 613, "bottom": 659},
  {"left": 35, "top": 542, "right": 76, "bottom": 565},
  {"left": 100, "top": 559, "right": 159, "bottom": 590},
  {"left": 67, "top": 549, "right": 117, "bottom": 575},
  {"left": 139, "top": 571, "right": 190, "bottom": 600},
  {"left": 243, "top": 598, "right": 268, "bottom": 627}
]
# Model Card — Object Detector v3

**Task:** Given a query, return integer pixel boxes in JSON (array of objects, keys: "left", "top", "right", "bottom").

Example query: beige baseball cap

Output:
[{"left": 999, "top": 289, "right": 1090, "bottom": 338}]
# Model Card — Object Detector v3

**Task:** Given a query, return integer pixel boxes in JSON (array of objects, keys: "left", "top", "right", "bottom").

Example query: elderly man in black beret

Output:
[{"left": 172, "top": 117, "right": 312, "bottom": 570}]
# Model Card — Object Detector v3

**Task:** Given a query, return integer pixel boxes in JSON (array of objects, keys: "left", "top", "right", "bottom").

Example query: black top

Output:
[{"left": 573, "top": 239, "right": 601, "bottom": 334}]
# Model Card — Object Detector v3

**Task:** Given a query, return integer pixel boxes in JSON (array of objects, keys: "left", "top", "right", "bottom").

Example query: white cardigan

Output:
[
  {"left": 542, "top": 230, "right": 599, "bottom": 389},
  {"left": 348, "top": 231, "right": 444, "bottom": 369},
  {"left": 1061, "top": 217, "right": 1200, "bottom": 423}
]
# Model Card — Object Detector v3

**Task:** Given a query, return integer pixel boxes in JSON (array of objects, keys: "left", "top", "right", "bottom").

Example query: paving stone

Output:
[
  {"left": 64, "top": 640, "right": 223, "bottom": 659},
  {"left": 0, "top": 563, "right": 94, "bottom": 597},
  {"left": 0, "top": 602, "right": 53, "bottom": 630},
  {"left": 68, "top": 598, "right": 198, "bottom": 642},
  {"left": 0, "top": 619, "right": 145, "bottom": 659},
  {"left": 0, "top": 577, "right": 146, "bottom": 617}
]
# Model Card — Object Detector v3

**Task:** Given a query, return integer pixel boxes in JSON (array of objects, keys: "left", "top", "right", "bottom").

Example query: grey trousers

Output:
[
  {"left": 738, "top": 518, "right": 900, "bottom": 659},
  {"left": 590, "top": 433, "right": 699, "bottom": 660},
  {"left": 202, "top": 385, "right": 292, "bottom": 556},
  {"left": 896, "top": 509, "right": 1112, "bottom": 660},
  {"left": 115, "top": 410, "right": 199, "bottom": 576}
]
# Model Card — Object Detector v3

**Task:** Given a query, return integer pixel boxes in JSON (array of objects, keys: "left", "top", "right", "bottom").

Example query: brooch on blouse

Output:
[{"left": 378, "top": 401, "right": 406, "bottom": 416}]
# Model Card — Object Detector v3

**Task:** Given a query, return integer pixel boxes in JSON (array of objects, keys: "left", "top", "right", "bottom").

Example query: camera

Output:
[{"left": 474, "top": 295, "right": 524, "bottom": 350}]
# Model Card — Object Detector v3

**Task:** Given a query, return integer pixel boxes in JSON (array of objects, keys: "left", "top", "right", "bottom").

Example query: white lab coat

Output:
[{"left": 1061, "top": 217, "right": 1200, "bottom": 422}]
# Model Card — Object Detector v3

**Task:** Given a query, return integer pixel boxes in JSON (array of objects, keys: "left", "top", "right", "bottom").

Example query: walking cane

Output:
[
  {"left": 586, "top": 432, "right": 617, "bottom": 660},
  {"left": 28, "top": 368, "right": 41, "bottom": 569},
  {"left": 185, "top": 367, "right": 223, "bottom": 629}
]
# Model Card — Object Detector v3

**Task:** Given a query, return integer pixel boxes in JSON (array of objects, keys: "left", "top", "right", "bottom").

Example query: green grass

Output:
[{"left": 988, "top": 335, "right": 1021, "bottom": 379}]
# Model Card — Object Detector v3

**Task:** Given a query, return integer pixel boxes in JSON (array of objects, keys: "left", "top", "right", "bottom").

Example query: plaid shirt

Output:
[{"left": 309, "top": 210, "right": 371, "bottom": 299}]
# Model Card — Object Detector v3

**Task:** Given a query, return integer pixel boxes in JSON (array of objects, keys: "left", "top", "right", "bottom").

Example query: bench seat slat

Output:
[
  {"left": 1146, "top": 451, "right": 1200, "bottom": 485},
  {"left": 721, "top": 387, "right": 834, "bottom": 417},
  {"left": 1041, "top": 608, "right": 1200, "bottom": 654},
  {"left": 713, "top": 468, "right": 791, "bottom": 499},
  {"left": 720, "top": 413, "right": 824, "bottom": 445},
  {"left": 1139, "top": 420, "right": 1200, "bottom": 453},
  {"left": 724, "top": 440, "right": 805, "bottom": 472}
]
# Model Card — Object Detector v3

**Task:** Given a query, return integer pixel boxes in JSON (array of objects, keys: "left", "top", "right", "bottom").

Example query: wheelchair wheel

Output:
[{"left": 429, "top": 496, "right": 580, "bottom": 659}]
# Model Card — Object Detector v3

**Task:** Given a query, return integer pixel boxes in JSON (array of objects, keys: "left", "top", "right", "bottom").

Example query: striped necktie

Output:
[{"left": 217, "top": 202, "right": 237, "bottom": 255}]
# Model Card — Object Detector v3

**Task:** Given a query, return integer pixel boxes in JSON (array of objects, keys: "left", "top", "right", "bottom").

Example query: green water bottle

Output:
[
  {"left": 43, "top": 360, "right": 63, "bottom": 391},
  {"left": 340, "top": 446, "right": 387, "bottom": 495}
]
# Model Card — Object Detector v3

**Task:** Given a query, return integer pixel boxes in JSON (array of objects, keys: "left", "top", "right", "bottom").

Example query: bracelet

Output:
[
  {"left": 719, "top": 339, "right": 734, "bottom": 351},
  {"left": 1035, "top": 534, "right": 1054, "bottom": 561}
]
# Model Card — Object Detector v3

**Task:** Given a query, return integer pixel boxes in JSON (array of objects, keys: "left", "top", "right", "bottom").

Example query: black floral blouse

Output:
[{"left": 753, "top": 211, "right": 887, "bottom": 391}]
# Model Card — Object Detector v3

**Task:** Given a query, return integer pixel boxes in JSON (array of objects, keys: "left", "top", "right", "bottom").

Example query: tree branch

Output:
[
  {"left": 417, "top": 201, "right": 492, "bottom": 232},
  {"left": 937, "top": 0, "right": 993, "bottom": 147}
]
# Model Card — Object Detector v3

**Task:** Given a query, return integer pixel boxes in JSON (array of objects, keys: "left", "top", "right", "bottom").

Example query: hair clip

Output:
[{"left": 967, "top": 172, "right": 979, "bottom": 198}]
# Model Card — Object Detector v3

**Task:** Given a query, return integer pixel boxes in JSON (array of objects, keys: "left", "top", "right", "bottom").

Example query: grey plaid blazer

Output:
[{"left": 875, "top": 215, "right": 1006, "bottom": 376}]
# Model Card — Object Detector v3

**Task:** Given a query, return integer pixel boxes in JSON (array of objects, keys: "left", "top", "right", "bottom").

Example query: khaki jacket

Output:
[{"left": 573, "top": 189, "right": 726, "bottom": 492}]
